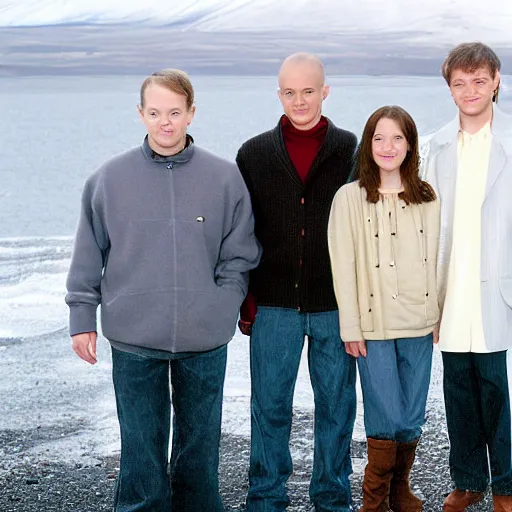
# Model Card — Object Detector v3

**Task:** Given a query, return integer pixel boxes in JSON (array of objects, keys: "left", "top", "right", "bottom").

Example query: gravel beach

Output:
[{"left": 0, "top": 330, "right": 494, "bottom": 512}]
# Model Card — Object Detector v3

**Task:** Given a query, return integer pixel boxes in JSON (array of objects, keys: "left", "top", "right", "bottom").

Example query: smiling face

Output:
[
  {"left": 138, "top": 83, "right": 195, "bottom": 156},
  {"left": 449, "top": 67, "right": 500, "bottom": 120},
  {"left": 371, "top": 117, "right": 409, "bottom": 178},
  {"left": 278, "top": 59, "right": 329, "bottom": 130}
]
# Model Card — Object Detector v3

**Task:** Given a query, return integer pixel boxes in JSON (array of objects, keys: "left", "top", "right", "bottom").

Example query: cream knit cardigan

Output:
[{"left": 328, "top": 181, "right": 440, "bottom": 341}]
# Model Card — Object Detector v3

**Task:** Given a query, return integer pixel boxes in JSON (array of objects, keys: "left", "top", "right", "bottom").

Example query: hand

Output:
[
  {"left": 344, "top": 340, "right": 367, "bottom": 358},
  {"left": 238, "top": 319, "right": 253, "bottom": 336},
  {"left": 239, "top": 292, "right": 257, "bottom": 337},
  {"left": 72, "top": 331, "right": 98, "bottom": 364},
  {"left": 433, "top": 322, "right": 440, "bottom": 344}
]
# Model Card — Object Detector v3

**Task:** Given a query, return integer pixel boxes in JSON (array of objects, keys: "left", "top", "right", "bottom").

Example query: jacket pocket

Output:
[
  {"left": 499, "top": 278, "right": 512, "bottom": 308},
  {"left": 174, "top": 285, "right": 244, "bottom": 351},
  {"left": 101, "top": 290, "right": 177, "bottom": 347},
  {"left": 101, "top": 285, "right": 244, "bottom": 353},
  {"left": 360, "top": 309, "right": 374, "bottom": 332}
]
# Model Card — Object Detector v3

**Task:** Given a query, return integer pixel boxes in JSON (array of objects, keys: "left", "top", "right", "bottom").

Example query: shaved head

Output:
[
  {"left": 277, "top": 52, "right": 329, "bottom": 131},
  {"left": 278, "top": 52, "right": 326, "bottom": 88}
]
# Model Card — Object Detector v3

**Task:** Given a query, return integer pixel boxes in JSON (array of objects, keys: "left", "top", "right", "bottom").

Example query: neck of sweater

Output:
[
  {"left": 281, "top": 115, "right": 328, "bottom": 183},
  {"left": 141, "top": 134, "right": 195, "bottom": 164}
]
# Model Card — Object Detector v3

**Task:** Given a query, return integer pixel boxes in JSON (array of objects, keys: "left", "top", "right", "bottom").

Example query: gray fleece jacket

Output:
[{"left": 65, "top": 136, "right": 261, "bottom": 354}]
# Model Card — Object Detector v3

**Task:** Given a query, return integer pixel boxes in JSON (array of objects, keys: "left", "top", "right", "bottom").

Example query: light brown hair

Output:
[
  {"left": 353, "top": 106, "right": 436, "bottom": 205},
  {"left": 140, "top": 69, "right": 194, "bottom": 110},
  {"left": 441, "top": 42, "right": 501, "bottom": 101}
]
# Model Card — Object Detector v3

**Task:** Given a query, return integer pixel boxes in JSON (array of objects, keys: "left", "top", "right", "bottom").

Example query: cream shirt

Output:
[{"left": 439, "top": 123, "right": 492, "bottom": 353}]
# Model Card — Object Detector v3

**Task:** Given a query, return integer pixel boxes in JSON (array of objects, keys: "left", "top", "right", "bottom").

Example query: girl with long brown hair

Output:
[{"left": 328, "top": 106, "right": 440, "bottom": 512}]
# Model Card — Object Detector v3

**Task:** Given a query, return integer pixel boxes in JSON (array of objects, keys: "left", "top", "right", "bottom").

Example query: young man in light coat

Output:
[{"left": 422, "top": 42, "right": 512, "bottom": 512}]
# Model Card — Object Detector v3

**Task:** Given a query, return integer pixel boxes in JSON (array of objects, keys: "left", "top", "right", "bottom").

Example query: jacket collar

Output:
[
  {"left": 431, "top": 104, "right": 510, "bottom": 149},
  {"left": 141, "top": 134, "right": 195, "bottom": 165}
]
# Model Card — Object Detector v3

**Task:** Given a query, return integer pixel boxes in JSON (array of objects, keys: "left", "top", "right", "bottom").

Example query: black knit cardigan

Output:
[{"left": 236, "top": 117, "right": 357, "bottom": 312}]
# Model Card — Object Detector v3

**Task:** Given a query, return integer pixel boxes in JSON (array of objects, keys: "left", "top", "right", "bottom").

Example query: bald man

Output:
[{"left": 236, "top": 53, "right": 358, "bottom": 512}]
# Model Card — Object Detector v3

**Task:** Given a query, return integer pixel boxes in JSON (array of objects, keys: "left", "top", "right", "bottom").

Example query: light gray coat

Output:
[
  {"left": 422, "top": 106, "right": 512, "bottom": 352},
  {"left": 66, "top": 137, "right": 261, "bottom": 354}
]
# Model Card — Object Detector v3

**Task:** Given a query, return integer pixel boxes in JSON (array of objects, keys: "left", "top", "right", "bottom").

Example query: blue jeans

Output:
[
  {"left": 111, "top": 344, "right": 227, "bottom": 512},
  {"left": 246, "top": 307, "right": 357, "bottom": 512},
  {"left": 443, "top": 351, "right": 512, "bottom": 495},
  {"left": 357, "top": 335, "right": 433, "bottom": 442}
]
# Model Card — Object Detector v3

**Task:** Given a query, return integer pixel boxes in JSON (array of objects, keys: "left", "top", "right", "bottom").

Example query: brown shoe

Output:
[
  {"left": 389, "top": 440, "right": 423, "bottom": 512},
  {"left": 360, "top": 438, "right": 397, "bottom": 512},
  {"left": 493, "top": 494, "right": 512, "bottom": 512},
  {"left": 443, "top": 490, "right": 485, "bottom": 511}
]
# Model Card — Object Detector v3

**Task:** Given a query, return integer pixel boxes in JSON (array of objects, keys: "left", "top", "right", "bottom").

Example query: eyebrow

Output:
[
  {"left": 453, "top": 76, "right": 489, "bottom": 82},
  {"left": 281, "top": 87, "right": 317, "bottom": 91},
  {"left": 146, "top": 106, "right": 182, "bottom": 111}
]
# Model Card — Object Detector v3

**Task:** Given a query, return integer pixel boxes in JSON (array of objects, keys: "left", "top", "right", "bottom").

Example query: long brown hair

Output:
[{"left": 353, "top": 106, "right": 436, "bottom": 205}]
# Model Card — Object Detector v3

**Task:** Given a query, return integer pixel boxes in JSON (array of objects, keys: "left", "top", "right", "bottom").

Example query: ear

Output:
[
  {"left": 493, "top": 71, "right": 501, "bottom": 100},
  {"left": 137, "top": 105, "right": 143, "bottom": 120},
  {"left": 322, "top": 84, "right": 330, "bottom": 101},
  {"left": 187, "top": 105, "right": 196, "bottom": 126},
  {"left": 493, "top": 70, "right": 501, "bottom": 88}
]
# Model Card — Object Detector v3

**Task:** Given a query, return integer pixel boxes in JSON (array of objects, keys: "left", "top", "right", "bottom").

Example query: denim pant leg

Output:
[
  {"left": 357, "top": 335, "right": 432, "bottom": 442},
  {"left": 111, "top": 347, "right": 172, "bottom": 512},
  {"left": 307, "top": 310, "right": 357, "bottom": 512},
  {"left": 247, "top": 307, "right": 305, "bottom": 512},
  {"left": 442, "top": 352, "right": 489, "bottom": 492},
  {"left": 169, "top": 345, "right": 227, "bottom": 512},
  {"left": 395, "top": 334, "right": 433, "bottom": 442},
  {"left": 358, "top": 341, "right": 402, "bottom": 440},
  {"left": 474, "top": 352, "right": 512, "bottom": 495}
]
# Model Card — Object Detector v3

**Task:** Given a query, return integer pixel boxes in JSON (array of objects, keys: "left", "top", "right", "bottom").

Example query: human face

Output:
[
  {"left": 278, "top": 63, "right": 329, "bottom": 130},
  {"left": 138, "top": 84, "right": 195, "bottom": 156},
  {"left": 371, "top": 117, "right": 409, "bottom": 178},
  {"left": 449, "top": 67, "right": 500, "bottom": 119}
]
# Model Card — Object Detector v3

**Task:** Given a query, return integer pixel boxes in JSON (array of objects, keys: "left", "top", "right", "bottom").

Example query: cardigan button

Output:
[
  {"left": 301, "top": 197, "right": 305, "bottom": 205},
  {"left": 389, "top": 261, "right": 395, "bottom": 267},
  {"left": 392, "top": 294, "right": 397, "bottom": 299}
]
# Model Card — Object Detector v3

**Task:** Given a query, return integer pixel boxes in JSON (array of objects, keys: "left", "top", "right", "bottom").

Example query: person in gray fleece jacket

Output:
[{"left": 65, "top": 69, "right": 261, "bottom": 512}]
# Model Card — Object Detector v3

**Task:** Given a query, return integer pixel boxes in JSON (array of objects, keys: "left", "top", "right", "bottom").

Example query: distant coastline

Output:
[{"left": 2, "top": 26, "right": 512, "bottom": 77}]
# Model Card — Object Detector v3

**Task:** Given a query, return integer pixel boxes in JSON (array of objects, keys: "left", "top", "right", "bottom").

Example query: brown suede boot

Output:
[
  {"left": 443, "top": 490, "right": 485, "bottom": 511},
  {"left": 493, "top": 494, "right": 512, "bottom": 512},
  {"left": 360, "top": 438, "right": 397, "bottom": 512},
  {"left": 389, "top": 440, "right": 423, "bottom": 512}
]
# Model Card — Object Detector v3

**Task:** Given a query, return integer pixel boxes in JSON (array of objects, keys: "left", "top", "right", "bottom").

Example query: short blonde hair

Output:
[{"left": 140, "top": 69, "right": 194, "bottom": 110}]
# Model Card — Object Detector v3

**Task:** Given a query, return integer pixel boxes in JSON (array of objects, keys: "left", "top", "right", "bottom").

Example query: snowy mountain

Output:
[{"left": 0, "top": 0, "right": 511, "bottom": 46}]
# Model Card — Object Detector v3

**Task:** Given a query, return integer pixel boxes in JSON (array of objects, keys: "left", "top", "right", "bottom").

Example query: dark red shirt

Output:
[{"left": 281, "top": 115, "right": 328, "bottom": 183}]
